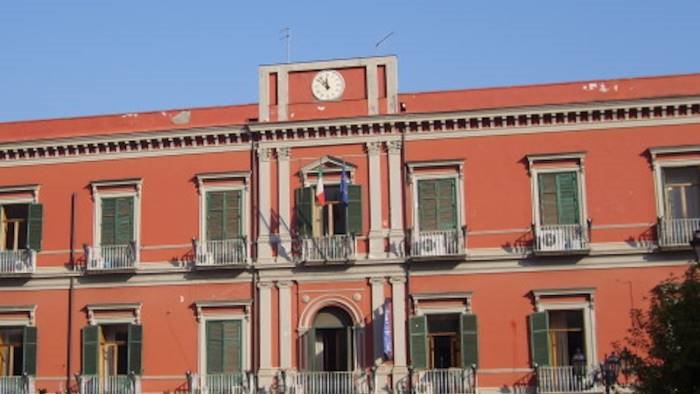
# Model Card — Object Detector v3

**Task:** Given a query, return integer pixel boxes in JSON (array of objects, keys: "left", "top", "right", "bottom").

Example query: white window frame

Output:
[
  {"left": 91, "top": 179, "right": 142, "bottom": 261},
  {"left": 407, "top": 161, "right": 465, "bottom": 235},
  {"left": 0, "top": 305, "right": 36, "bottom": 327},
  {"left": 527, "top": 153, "right": 587, "bottom": 228},
  {"left": 649, "top": 146, "right": 700, "bottom": 219},
  {"left": 196, "top": 303, "right": 250, "bottom": 375},
  {"left": 411, "top": 292, "right": 472, "bottom": 316},
  {"left": 0, "top": 185, "right": 40, "bottom": 254},
  {"left": 86, "top": 303, "right": 142, "bottom": 326},
  {"left": 533, "top": 288, "right": 597, "bottom": 366}
]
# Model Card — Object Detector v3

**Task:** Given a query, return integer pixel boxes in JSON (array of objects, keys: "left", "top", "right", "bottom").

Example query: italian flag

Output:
[{"left": 315, "top": 173, "right": 326, "bottom": 205}]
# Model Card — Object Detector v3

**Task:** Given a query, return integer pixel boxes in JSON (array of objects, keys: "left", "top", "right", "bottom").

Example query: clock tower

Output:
[{"left": 258, "top": 56, "right": 398, "bottom": 122}]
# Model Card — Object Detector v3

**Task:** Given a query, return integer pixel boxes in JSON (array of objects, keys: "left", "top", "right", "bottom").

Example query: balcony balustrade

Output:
[
  {"left": 0, "top": 375, "right": 34, "bottom": 394},
  {"left": 0, "top": 249, "right": 36, "bottom": 275},
  {"left": 536, "top": 365, "right": 602, "bottom": 393},
  {"left": 187, "top": 372, "right": 254, "bottom": 394},
  {"left": 194, "top": 238, "right": 248, "bottom": 267},
  {"left": 409, "top": 368, "right": 476, "bottom": 394},
  {"left": 409, "top": 229, "right": 465, "bottom": 259},
  {"left": 77, "top": 374, "right": 140, "bottom": 394},
  {"left": 299, "top": 234, "right": 356, "bottom": 263},
  {"left": 283, "top": 370, "right": 373, "bottom": 394},
  {"left": 84, "top": 242, "right": 138, "bottom": 271},
  {"left": 657, "top": 217, "right": 700, "bottom": 248},
  {"left": 534, "top": 224, "right": 589, "bottom": 255}
]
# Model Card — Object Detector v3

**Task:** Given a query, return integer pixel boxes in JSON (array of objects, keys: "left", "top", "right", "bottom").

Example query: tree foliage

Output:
[{"left": 618, "top": 264, "right": 700, "bottom": 393}]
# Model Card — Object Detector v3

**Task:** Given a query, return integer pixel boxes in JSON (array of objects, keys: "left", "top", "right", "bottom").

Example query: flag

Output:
[
  {"left": 315, "top": 171, "right": 326, "bottom": 205},
  {"left": 340, "top": 164, "right": 349, "bottom": 205},
  {"left": 383, "top": 299, "right": 393, "bottom": 359}
]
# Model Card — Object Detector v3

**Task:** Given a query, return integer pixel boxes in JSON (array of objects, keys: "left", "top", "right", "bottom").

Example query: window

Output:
[
  {"left": 409, "top": 313, "right": 478, "bottom": 370},
  {"left": 100, "top": 197, "right": 134, "bottom": 246},
  {"left": 205, "top": 190, "right": 242, "bottom": 241},
  {"left": 205, "top": 320, "right": 243, "bottom": 374},
  {"left": 0, "top": 204, "right": 43, "bottom": 252},
  {"left": 295, "top": 185, "right": 362, "bottom": 236},
  {"left": 0, "top": 326, "right": 36, "bottom": 377},
  {"left": 82, "top": 324, "right": 142, "bottom": 376},
  {"left": 662, "top": 166, "right": 700, "bottom": 219},
  {"left": 417, "top": 179, "right": 457, "bottom": 232},
  {"left": 538, "top": 172, "right": 580, "bottom": 226}
]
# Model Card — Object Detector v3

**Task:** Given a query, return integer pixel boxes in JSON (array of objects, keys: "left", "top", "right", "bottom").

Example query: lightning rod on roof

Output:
[
  {"left": 375, "top": 31, "right": 394, "bottom": 51},
  {"left": 280, "top": 27, "right": 291, "bottom": 63}
]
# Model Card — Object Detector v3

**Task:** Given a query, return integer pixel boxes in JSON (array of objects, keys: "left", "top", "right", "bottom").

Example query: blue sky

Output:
[{"left": 1, "top": 1, "right": 699, "bottom": 122}]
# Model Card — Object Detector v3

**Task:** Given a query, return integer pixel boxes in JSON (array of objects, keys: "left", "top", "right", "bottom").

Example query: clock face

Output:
[{"left": 311, "top": 70, "right": 345, "bottom": 101}]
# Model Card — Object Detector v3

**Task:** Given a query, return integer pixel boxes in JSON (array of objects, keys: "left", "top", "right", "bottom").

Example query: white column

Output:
[
  {"left": 387, "top": 140, "right": 404, "bottom": 257},
  {"left": 390, "top": 276, "right": 408, "bottom": 391},
  {"left": 277, "top": 148, "right": 292, "bottom": 262},
  {"left": 370, "top": 277, "right": 386, "bottom": 365},
  {"left": 257, "top": 281, "right": 275, "bottom": 388},
  {"left": 277, "top": 280, "right": 293, "bottom": 370},
  {"left": 257, "top": 148, "right": 274, "bottom": 262},
  {"left": 367, "top": 142, "right": 385, "bottom": 258}
]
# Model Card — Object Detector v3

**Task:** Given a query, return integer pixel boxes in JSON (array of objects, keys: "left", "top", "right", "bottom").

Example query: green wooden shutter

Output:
[
  {"left": 22, "top": 326, "right": 37, "bottom": 375},
  {"left": 26, "top": 204, "right": 43, "bottom": 251},
  {"left": 460, "top": 313, "right": 478, "bottom": 368},
  {"left": 82, "top": 326, "right": 100, "bottom": 375},
  {"left": 529, "top": 312, "right": 550, "bottom": 367},
  {"left": 224, "top": 190, "right": 242, "bottom": 238},
  {"left": 418, "top": 180, "right": 438, "bottom": 231},
  {"left": 304, "top": 327, "right": 316, "bottom": 371},
  {"left": 101, "top": 198, "right": 117, "bottom": 245},
  {"left": 222, "top": 320, "right": 243, "bottom": 373},
  {"left": 206, "top": 191, "right": 225, "bottom": 241},
  {"left": 127, "top": 324, "right": 143, "bottom": 375},
  {"left": 206, "top": 321, "right": 224, "bottom": 374},
  {"left": 409, "top": 315, "right": 428, "bottom": 370},
  {"left": 437, "top": 179, "right": 458, "bottom": 230},
  {"left": 538, "top": 174, "right": 559, "bottom": 225},
  {"left": 295, "top": 187, "right": 313, "bottom": 236},
  {"left": 556, "top": 172, "right": 579, "bottom": 225},
  {"left": 115, "top": 197, "right": 134, "bottom": 244},
  {"left": 347, "top": 185, "right": 362, "bottom": 234}
]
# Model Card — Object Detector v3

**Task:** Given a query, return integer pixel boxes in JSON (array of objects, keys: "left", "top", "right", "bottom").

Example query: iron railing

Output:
[
  {"left": 84, "top": 242, "right": 137, "bottom": 271},
  {"left": 187, "top": 372, "right": 254, "bottom": 394},
  {"left": 410, "top": 368, "right": 476, "bottom": 394},
  {"left": 77, "top": 374, "right": 140, "bottom": 394},
  {"left": 534, "top": 224, "right": 589, "bottom": 253},
  {"left": 194, "top": 238, "right": 248, "bottom": 266},
  {"left": 283, "top": 370, "right": 373, "bottom": 394},
  {"left": 657, "top": 217, "right": 700, "bottom": 248},
  {"left": 0, "top": 249, "right": 36, "bottom": 274},
  {"left": 299, "top": 235, "right": 356, "bottom": 263},
  {"left": 409, "top": 229, "right": 464, "bottom": 257},
  {"left": 537, "top": 365, "right": 601, "bottom": 393},
  {"left": 0, "top": 375, "right": 34, "bottom": 393}
]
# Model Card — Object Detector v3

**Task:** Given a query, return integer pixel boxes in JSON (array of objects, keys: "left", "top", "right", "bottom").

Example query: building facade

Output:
[{"left": 0, "top": 56, "right": 699, "bottom": 394}]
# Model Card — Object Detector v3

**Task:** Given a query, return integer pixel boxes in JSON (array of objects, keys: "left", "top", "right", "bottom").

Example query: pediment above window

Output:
[{"left": 300, "top": 155, "right": 357, "bottom": 184}]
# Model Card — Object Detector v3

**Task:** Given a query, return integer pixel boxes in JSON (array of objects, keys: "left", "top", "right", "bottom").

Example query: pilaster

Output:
[
  {"left": 257, "top": 281, "right": 274, "bottom": 376},
  {"left": 277, "top": 280, "right": 293, "bottom": 370},
  {"left": 257, "top": 148, "right": 274, "bottom": 262},
  {"left": 390, "top": 276, "right": 408, "bottom": 391},
  {"left": 277, "top": 148, "right": 292, "bottom": 262},
  {"left": 367, "top": 142, "right": 385, "bottom": 258},
  {"left": 387, "top": 140, "right": 404, "bottom": 257}
]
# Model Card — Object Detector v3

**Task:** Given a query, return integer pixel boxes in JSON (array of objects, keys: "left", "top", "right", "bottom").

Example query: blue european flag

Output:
[{"left": 340, "top": 164, "right": 349, "bottom": 205}]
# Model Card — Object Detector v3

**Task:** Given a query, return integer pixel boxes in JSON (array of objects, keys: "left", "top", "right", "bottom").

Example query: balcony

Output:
[
  {"left": 194, "top": 238, "right": 248, "bottom": 268},
  {"left": 537, "top": 365, "right": 602, "bottom": 393},
  {"left": 283, "top": 370, "right": 373, "bottom": 394},
  {"left": 299, "top": 234, "right": 356, "bottom": 264},
  {"left": 409, "top": 229, "right": 465, "bottom": 261},
  {"left": 84, "top": 242, "right": 138, "bottom": 272},
  {"left": 657, "top": 217, "right": 700, "bottom": 249},
  {"left": 187, "top": 372, "right": 254, "bottom": 394},
  {"left": 0, "top": 375, "right": 34, "bottom": 394},
  {"left": 410, "top": 368, "right": 476, "bottom": 394},
  {"left": 77, "top": 374, "right": 140, "bottom": 394},
  {"left": 0, "top": 249, "right": 36, "bottom": 275},
  {"left": 533, "top": 224, "right": 589, "bottom": 255}
]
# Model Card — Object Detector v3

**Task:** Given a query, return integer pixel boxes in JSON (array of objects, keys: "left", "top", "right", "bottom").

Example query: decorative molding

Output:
[
  {"left": 86, "top": 303, "right": 142, "bottom": 326},
  {"left": 257, "top": 147, "right": 273, "bottom": 162},
  {"left": 649, "top": 144, "right": 700, "bottom": 158},
  {"left": 276, "top": 280, "right": 293, "bottom": 288},
  {"left": 532, "top": 287, "right": 596, "bottom": 311},
  {"left": 386, "top": 140, "right": 402, "bottom": 154},
  {"left": 276, "top": 147, "right": 291, "bottom": 161},
  {"left": 366, "top": 141, "right": 382, "bottom": 155},
  {"left": 195, "top": 171, "right": 250, "bottom": 189},
  {"left": 411, "top": 292, "right": 473, "bottom": 314},
  {"left": 389, "top": 276, "right": 406, "bottom": 284},
  {"left": 0, "top": 305, "right": 36, "bottom": 326},
  {"left": 0, "top": 184, "right": 40, "bottom": 203},
  {"left": 90, "top": 178, "right": 142, "bottom": 198},
  {"left": 194, "top": 299, "right": 252, "bottom": 322}
]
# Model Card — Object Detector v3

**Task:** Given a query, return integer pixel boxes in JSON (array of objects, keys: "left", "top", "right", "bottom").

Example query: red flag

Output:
[{"left": 315, "top": 173, "right": 326, "bottom": 205}]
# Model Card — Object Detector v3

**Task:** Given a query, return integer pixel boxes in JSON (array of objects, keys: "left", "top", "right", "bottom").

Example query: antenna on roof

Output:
[
  {"left": 280, "top": 27, "right": 291, "bottom": 63},
  {"left": 374, "top": 31, "right": 394, "bottom": 52}
]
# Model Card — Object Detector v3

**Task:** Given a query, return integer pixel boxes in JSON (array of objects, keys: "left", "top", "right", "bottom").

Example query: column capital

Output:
[
  {"left": 389, "top": 276, "right": 407, "bottom": 285},
  {"left": 258, "top": 147, "right": 273, "bottom": 162},
  {"left": 366, "top": 141, "right": 382, "bottom": 155},
  {"left": 369, "top": 277, "right": 387, "bottom": 286},
  {"left": 276, "top": 280, "right": 294, "bottom": 289},
  {"left": 386, "top": 140, "right": 402, "bottom": 154},
  {"left": 277, "top": 147, "right": 291, "bottom": 161},
  {"left": 258, "top": 280, "right": 274, "bottom": 289}
]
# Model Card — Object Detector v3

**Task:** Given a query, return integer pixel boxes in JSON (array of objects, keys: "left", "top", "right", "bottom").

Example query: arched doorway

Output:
[{"left": 308, "top": 306, "right": 354, "bottom": 371}]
